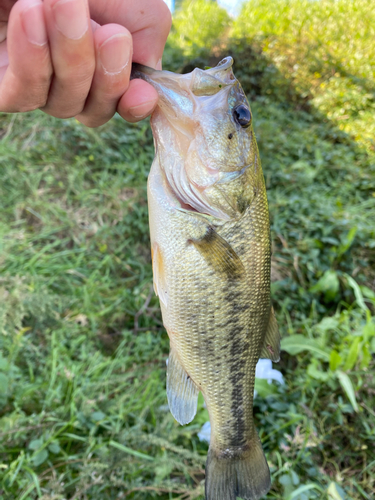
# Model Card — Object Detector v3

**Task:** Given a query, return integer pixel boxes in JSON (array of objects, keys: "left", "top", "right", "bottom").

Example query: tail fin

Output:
[{"left": 205, "top": 436, "right": 270, "bottom": 500}]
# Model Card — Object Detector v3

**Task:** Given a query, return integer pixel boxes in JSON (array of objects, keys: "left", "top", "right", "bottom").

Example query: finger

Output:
[
  {"left": 76, "top": 23, "right": 132, "bottom": 127},
  {"left": 89, "top": 0, "right": 171, "bottom": 68},
  {"left": 117, "top": 79, "right": 158, "bottom": 123},
  {"left": 0, "top": 0, "right": 52, "bottom": 112},
  {"left": 89, "top": 0, "right": 170, "bottom": 120},
  {"left": 41, "top": 0, "right": 95, "bottom": 118}
]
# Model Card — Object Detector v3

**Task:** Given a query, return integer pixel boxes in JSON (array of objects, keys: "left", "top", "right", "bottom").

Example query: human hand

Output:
[{"left": 0, "top": 0, "right": 171, "bottom": 126}]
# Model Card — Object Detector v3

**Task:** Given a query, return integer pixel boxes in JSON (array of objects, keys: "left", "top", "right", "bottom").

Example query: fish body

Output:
[{"left": 132, "top": 58, "right": 280, "bottom": 500}]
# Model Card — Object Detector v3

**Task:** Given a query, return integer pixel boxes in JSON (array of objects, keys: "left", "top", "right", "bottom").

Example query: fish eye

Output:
[{"left": 233, "top": 105, "right": 251, "bottom": 128}]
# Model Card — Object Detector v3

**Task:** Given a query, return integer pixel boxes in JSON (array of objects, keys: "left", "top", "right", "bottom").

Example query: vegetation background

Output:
[{"left": 1, "top": 0, "right": 374, "bottom": 498}]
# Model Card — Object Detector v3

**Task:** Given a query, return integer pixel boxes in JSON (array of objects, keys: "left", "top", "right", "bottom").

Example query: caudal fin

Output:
[{"left": 205, "top": 435, "right": 270, "bottom": 500}]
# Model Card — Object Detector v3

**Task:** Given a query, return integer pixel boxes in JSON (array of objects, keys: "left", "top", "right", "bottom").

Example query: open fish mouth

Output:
[
  {"left": 131, "top": 56, "right": 235, "bottom": 94},
  {"left": 130, "top": 57, "right": 237, "bottom": 125}
]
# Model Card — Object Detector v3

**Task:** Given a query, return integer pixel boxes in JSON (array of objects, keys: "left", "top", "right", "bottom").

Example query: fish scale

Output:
[{"left": 132, "top": 57, "right": 280, "bottom": 500}]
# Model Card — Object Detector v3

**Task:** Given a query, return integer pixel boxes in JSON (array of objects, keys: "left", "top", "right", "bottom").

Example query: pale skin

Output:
[{"left": 0, "top": 0, "right": 172, "bottom": 126}]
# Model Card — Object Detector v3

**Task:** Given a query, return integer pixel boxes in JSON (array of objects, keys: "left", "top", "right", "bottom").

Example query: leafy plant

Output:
[
  {"left": 281, "top": 277, "right": 374, "bottom": 412},
  {"left": 168, "top": 0, "right": 230, "bottom": 57}
]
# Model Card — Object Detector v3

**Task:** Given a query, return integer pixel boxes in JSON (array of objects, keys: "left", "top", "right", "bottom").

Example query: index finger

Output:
[{"left": 89, "top": 0, "right": 171, "bottom": 68}]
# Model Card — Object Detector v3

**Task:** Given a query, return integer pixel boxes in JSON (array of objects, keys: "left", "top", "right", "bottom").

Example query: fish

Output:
[{"left": 131, "top": 57, "right": 280, "bottom": 500}]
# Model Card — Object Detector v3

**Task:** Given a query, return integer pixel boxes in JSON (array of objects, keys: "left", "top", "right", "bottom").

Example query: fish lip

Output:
[
  {"left": 130, "top": 57, "right": 236, "bottom": 97},
  {"left": 130, "top": 64, "right": 177, "bottom": 84},
  {"left": 130, "top": 56, "right": 234, "bottom": 80},
  {"left": 210, "top": 56, "right": 233, "bottom": 72}
]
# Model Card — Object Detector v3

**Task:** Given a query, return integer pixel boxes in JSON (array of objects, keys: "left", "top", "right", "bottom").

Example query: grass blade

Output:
[
  {"left": 109, "top": 440, "right": 155, "bottom": 461},
  {"left": 336, "top": 371, "right": 359, "bottom": 412},
  {"left": 281, "top": 335, "right": 330, "bottom": 361}
]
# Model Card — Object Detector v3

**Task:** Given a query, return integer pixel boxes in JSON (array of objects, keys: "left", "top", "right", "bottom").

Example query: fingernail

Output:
[
  {"left": 156, "top": 58, "right": 162, "bottom": 70},
  {"left": 128, "top": 100, "right": 157, "bottom": 119},
  {"left": 21, "top": 3, "right": 47, "bottom": 46},
  {"left": 99, "top": 33, "right": 131, "bottom": 75},
  {"left": 52, "top": 0, "right": 88, "bottom": 40}
]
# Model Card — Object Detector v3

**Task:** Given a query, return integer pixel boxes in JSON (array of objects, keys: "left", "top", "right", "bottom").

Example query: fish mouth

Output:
[
  {"left": 130, "top": 57, "right": 236, "bottom": 106},
  {"left": 131, "top": 56, "right": 234, "bottom": 83}
]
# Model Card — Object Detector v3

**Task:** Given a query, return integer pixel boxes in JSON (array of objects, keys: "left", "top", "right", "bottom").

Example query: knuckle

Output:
[
  {"left": 41, "top": 99, "right": 84, "bottom": 119},
  {"left": 101, "top": 78, "right": 127, "bottom": 96},
  {"left": 59, "top": 74, "right": 94, "bottom": 102},
  {"left": 19, "top": 52, "right": 52, "bottom": 86},
  {"left": 76, "top": 112, "right": 110, "bottom": 128},
  {"left": 18, "top": 101, "right": 44, "bottom": 113},
  {"left": 64, "top": 59, "right": 95, "bottom": 83},
  {"left": 54, "top": 107, "right": 84, "bottom": 119},
  {"left": 16, "top": 88, "right": 49, "bottom": 112},
  {"left": 80, "top": 118, "right": 104, "bottom": 128},
  {"left": 15, "top": 82, "right": 51, "bottom": 111}
]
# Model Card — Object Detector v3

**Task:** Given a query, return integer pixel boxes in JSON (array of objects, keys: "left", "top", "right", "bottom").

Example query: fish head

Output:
[{"left": 132, "top": 57, "right": 261, "bottom": 220}]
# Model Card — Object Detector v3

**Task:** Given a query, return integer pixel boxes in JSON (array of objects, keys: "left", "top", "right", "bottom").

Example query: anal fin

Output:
[
  {"left": 167, "top": 349, "right": 199, "bottom": 425},
  {"left": 260, "top": 306, "right": 280, "bottom": 362}
]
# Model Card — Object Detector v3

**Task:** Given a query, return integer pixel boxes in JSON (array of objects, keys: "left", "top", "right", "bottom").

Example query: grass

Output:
[{"left": 1, "top": 0, "right": 375, "bottom": 499}]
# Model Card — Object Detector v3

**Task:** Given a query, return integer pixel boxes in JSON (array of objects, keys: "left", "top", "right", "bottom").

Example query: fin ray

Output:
[{"left": 167, "top": 350, "right": 199, "bottom": 425}]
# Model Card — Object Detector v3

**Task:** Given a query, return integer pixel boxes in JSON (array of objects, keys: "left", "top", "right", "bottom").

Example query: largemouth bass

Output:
[{"left": 131, "top": 57, "right": 280, "bottom": 500}]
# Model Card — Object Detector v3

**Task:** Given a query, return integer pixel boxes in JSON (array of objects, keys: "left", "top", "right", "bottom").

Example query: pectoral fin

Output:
[
  {"left": 190, "top": 227, "right": 245, "bottom": 279},
  {"left": 260, "top": 306, "right": 280, "bottom": 362},
  {"left": 167, "top": 349, "right": 199, "bottom": 425}
]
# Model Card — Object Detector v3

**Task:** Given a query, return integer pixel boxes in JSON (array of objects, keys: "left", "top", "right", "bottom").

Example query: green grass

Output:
[
  {"left": 232, "top": 0, "right": 375, "bottom": 153},
  {"left": 1, "top": 1, "right": 375, "bottom": 499}
]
